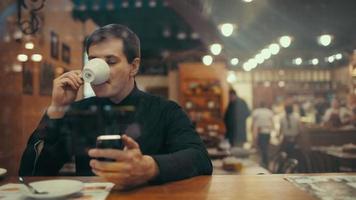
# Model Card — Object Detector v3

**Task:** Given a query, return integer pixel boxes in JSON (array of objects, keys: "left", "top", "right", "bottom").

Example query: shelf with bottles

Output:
[
  {"left": 178, "top": 63, "right": 228, "bottom": 137},
  {"left": 184, "top": 98, "right": 220, "bottom": 111},
  {"left": 194, "top": 118, "right": 225, "bottom": 136},
  {"left": 182, "top": 79, "right": 222, "bottom": 96}
]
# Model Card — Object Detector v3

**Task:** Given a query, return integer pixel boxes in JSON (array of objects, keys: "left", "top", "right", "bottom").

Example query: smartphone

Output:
[{"left": 96, "top": 135, "right": 124, "bottom": 161}]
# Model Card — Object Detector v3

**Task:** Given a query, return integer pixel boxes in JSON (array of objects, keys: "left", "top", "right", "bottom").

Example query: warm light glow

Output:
[
  {"left": 242, "top": 62, "right": 252, "bottom": 71},
  {"left": 255, "top": 53, "right": 264, "bottom": 64},
  {"left": 247, "top": 59, "right": 257, "bottom": 69},
  {"left": 148, "top": 0, "right": 157, "bottom": 7},
  {"left": 177, "top": 32, "right": 187, "bottom": 40},
  {"left": 243, "top": 0, "right": 253, "bottom": 2},
  {"left": 293, "top": 57, "right": 302, "bottom": 65},
  {"left": 335, "top": 53, "right": 342, "bottom": 60},
  {"left": 31, "top": 54, "right": 42, "bottom": 62},
  {"left": 279, "top": 36, "right": 292, "bottom": 48},
  {"left": 202, "top": 55, "right": 213, "bottom": 66},
  {"left": 210, "top": 43, "right": 222, "bottom": 55},
  {"left": 264, "top": 81, "right": 271, "bottom": 87},
  {"left": 327, "top": 56, "right": 335, "bottom": 63},
  {"left": 220, "top": 23, "right": 235, "bottom": 37},
  {"left": 121, "top": 1, "right": 129, "bottom": 8},
  {"left": 278, "top": 81, "right": 285, "bottom": 87},
  {"left": 25, "top": 42, "right": 34, "bottom": 50},
  {"left": 191, "top": 32, "right": 199, "bottom": 39},
  {"left": 12, "top": 64, "right": 22, "bottom": 72},
  {"left": 135, "top": 0, "right": 142, "bottom": 8},
  {"left": 17, "top": 54, "right": 28, "bottom": 62},
  {"left": 278, "top": 70, "right": 285, "bottom": 76},
  {"left": 227, "top": 71, "right": 237, "bottom": 83},
  {"left": 261, "top": 48, "right": 272, "bottom": 60},
  {"left": 318, "top": 34, "right": 332, "bottom": 46},
  {"left": 269, "top": 43, "right": 280, "bottom": 55},
  {"left": 230, "top": 58, "right": 239, "bottom": 65},
  {"left": 311, "top": 58, "right": 319, "bottom": 65}
]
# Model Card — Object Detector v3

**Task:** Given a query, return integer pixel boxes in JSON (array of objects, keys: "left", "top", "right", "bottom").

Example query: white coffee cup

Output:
[{"left": 82, "top": 58, "right": 110, "bottom": 85}]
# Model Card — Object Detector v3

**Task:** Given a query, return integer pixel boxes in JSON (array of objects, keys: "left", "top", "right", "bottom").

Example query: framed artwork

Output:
[
  {"left": 50, "top": 31, "right": 59, "bottom": 59},
  {"left": 39, "top": 61, "right": 55, "bottom": 96},
  {"left": 62, "top": 43, "right": 71, "bottom": 64},
  {"left": 22, "top": 63, "right": 33, "bottom": 95}
]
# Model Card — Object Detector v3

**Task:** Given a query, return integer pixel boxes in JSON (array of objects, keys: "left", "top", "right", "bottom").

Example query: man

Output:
[
  {"left": 224, "top": 89, "right": 250, "bottom": 147},
  {"left": 19, "top": 24, "right": 212, "bottom": 189},
  {"left": 251, "top": 102, "right": 274, "bottom": 168}
]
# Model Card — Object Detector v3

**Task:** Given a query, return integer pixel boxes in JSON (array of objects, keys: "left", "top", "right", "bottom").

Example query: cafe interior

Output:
[{"left": 0, "top": 0, "right": 356, "bottom": 199}]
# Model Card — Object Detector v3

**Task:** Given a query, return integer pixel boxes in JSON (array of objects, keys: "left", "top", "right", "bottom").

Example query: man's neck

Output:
[{"left": 109, "top": 80, "right": 135, "bottom": 104}]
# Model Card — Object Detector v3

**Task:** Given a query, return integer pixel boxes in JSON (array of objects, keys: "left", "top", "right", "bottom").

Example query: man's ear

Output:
[{"left": 130, "top": 58, "right": 140, "bottom": 76}]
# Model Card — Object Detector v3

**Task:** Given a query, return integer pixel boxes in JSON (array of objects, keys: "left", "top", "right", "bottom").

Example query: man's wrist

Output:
[
  {"left": 47, "top": 105, "right": 69, "bottom": 119},
  {"left": 143, "top": 155, "right": 159, "bottom": 181}
]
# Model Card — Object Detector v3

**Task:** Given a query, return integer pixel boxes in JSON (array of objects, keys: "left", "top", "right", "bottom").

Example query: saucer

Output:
[
  {"left": 21, "top": 179, "right": 83, "bottom": 199},
  {"left": 0, "top": 168, "right": 7, "bottom": 178}
]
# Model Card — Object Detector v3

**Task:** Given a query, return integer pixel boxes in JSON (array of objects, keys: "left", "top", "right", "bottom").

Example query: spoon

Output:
[{"left": 18, "top": 176, "right": 48, "bottom": 195}]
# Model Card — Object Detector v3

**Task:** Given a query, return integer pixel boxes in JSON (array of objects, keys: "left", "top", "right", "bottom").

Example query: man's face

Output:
[
  {"left": 332, "top": 99, "right": 339, "bottom": 109},
  {"left": 88, "top": 37, "right": 138, "bottom": 99}
]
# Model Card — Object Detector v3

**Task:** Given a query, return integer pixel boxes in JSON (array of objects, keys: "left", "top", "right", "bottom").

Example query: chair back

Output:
[
  {"left": 269, "top": 152, "right": 288, "bottom": 173},
  {"left": 281, "top": 158, "right": 299, "bottom": 174}
]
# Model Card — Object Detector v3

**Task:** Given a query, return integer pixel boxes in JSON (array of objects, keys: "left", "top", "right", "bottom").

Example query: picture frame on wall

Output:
[
  {"left": 62, "top": 43, "right": 71, "bottom": 64},
  {"left": 22, "top": 63, "right": 33, "bottom": 95},
  {"left": 39, "top": 61, "right": 55, "bottom": 96},
  {"left": 50, "top": 31, "right": 59, "bottom": 59}
]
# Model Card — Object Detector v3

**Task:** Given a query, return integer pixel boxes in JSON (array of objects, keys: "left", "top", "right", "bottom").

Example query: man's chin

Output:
[{"left": 92, "top": 85, "right": 110, "bottom": 97}]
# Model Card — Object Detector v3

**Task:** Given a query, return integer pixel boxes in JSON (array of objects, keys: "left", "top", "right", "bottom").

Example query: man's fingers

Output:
[
  {"left": 67, "top": 72, "right": 83, "bottom": 86},
  {"left": 59, "top": 78, "right": 78, "bottom": 90},
  {"left": 62, "top": 72, "right": 83, "bottom": 87},
  {"left": 92, "top": 169, "right": 129, "bottom": 184},
  {"left": 122, "top": 135, "right": 139, "bottom": 150},
  {"left": 64, "top": 74, "right": 80, "bottom": 88},
  {"left": 88, "top": 149, "right": 130, "bottom": 161},
  {"left": 90, "top": 159, "right": 131, "bottom": 172}
]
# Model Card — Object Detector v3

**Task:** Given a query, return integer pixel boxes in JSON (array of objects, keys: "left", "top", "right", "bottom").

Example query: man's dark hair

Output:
[
  {"left": 229, "top": 89, "right": 237, "bottom": 96},
  {"left": 85, "top": 24, "right": 141, "bottom": 63}
]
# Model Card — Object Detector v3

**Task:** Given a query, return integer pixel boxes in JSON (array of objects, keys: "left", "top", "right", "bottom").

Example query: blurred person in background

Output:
[
  {"left": 251, "top": 102, "right": 275, "bottom": 168},
  {"left": 322, "top": 98, "right": 350, "bottom": 128},
  {"left": 224, "top": 89, "right": 250, "bottom": 147},
  {"left": 279, "top": 105, "right": 301, "bottom": 155},
  {"left": 315, "top": 96, "right": 329, "bottom": 124},
  {"left": 19, "top": 24, "right": 212, "bottom": 189},
  {"left": 344, "top": 94, "right": 356, "bottom": 128}
]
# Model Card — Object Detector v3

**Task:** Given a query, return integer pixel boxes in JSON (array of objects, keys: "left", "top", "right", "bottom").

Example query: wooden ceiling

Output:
[{"left": 71, "top": 0, "right": 356, "bottom": 74}]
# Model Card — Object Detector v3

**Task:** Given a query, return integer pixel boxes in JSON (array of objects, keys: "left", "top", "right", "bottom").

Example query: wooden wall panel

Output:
[{"left": 0, "top": 0, "right": 96, "bottom": 176}]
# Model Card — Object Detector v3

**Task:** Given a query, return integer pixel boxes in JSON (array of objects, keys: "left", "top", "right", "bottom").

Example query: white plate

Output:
[
  {"left": 0, "top": 168, "right": 7, "bottom": 177},
  {"left": 21, "top": 179, "right": 84, "bottom": 199}
]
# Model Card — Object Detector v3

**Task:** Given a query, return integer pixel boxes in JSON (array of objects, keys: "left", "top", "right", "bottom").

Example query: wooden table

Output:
[
  {"left": 0, "top": 175, "right": 317, "bottom": 200},
  {"left": 212, "top": 159, "right": 270, "bottom": 175}
]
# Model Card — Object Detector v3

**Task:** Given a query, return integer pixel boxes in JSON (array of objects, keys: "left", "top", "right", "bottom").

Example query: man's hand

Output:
[
  {"left": 88, "top": 135, "right": 159, "bottom": 190},
  {"left": 48, "top": 70, "right": 83, "bottom": 119}
]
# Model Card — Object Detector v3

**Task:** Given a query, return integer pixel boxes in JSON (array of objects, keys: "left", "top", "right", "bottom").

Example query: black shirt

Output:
[{"left": 19, "top": 86, "right": 212, "bottom": 183}]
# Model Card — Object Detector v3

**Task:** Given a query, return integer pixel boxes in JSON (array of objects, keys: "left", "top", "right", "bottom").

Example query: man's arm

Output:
[
  {"left": 150, "top": 101, "right": 213, "bottom": 183},
  {"left": 87, "top": 101, "right": 212, "bottom": 189},
  {"left": 19, "top": 113, "right": 71, "bottom": 176},
  {"left": 19, "top": 70, "right": 83, "bottom": 176}
]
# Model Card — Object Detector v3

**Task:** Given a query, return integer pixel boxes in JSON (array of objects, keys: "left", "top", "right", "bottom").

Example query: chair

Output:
[
  {"left": 281, "top": 159, "right": 299, "bottom": 174},
  {"left": 268, "top": 152, "right": 288, "bottom": 173}
]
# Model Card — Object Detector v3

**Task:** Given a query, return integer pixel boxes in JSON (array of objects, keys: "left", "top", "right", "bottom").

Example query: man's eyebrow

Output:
[
  {"left": 105, "top": 55, "right": 121, "bottom": 61},
  {"left": 105, "top": 55, "right": 118, "bottom": 58}
]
